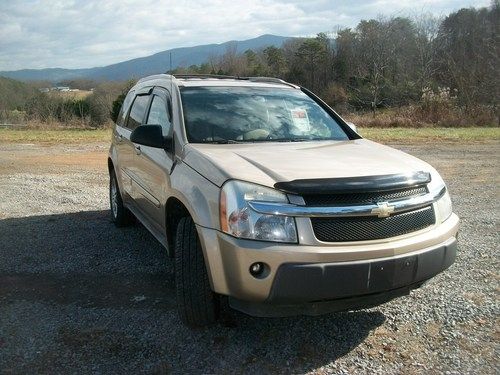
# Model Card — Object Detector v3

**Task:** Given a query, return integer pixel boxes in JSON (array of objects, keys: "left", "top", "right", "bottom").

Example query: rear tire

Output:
[
  {"left": 175, "top": 217, "right": 219, "bottom": 326},
  {"left": 109, "top": 170, "right": 133, "bottom": 227}
]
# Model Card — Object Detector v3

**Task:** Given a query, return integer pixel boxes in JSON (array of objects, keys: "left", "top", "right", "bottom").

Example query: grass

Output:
[
  {"left": 0, "top": 127, "right": 499, "bottom": 144},
  {"left": 358, "top": 127, "right": 500, "bottom": 143},
  {"left": 0, "top": 128, "right": 112, "bottom": 143},
  {"left": 49, "top": 90, "right": 93, "bottom": 100}
]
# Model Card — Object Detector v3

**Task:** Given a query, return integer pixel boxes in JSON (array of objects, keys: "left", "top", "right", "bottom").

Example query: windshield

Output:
[{"left": 180, "top": 86, "right": 350, "bottom": 143}]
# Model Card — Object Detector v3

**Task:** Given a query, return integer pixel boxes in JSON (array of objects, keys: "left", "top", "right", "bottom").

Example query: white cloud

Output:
[{"left": 0, "top": 0, "right": 490, "bottom": 71}]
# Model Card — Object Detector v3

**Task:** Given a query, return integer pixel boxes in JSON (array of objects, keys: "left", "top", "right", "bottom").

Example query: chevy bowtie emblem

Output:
[{"left": 372, "top": 202, "right": 395, "bottom": 218}]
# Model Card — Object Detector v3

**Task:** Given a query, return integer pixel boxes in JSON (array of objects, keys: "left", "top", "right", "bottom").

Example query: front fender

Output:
[{"left": 170, "top": 161, "right": 220, "bottom": 229}]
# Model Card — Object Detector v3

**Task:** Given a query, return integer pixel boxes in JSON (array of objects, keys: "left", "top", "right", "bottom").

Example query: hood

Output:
[{"left": 182, "top": 139, "right": 435, "bottom": 188}]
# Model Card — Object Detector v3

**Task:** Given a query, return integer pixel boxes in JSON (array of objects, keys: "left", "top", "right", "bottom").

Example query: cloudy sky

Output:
[{"left": 0, "top": 0, "right": 489, "bottom": 71}]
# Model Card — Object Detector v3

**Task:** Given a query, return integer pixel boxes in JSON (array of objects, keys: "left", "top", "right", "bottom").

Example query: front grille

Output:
[
  {"left": 311, "top": 206, "right": 436, "bottom": 242},
  {"left": 303, "top": 186, "right": 427, "bottom": 206}
]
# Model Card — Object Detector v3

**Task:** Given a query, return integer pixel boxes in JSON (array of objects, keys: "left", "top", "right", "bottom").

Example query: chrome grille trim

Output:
[{"left": 247, "top": 187, "right": 445, "bottom": 218}]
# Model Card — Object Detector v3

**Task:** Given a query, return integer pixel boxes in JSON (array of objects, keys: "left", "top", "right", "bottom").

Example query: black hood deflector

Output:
[{"left": 274, "top": 171, "right": 431, "bottom": 195}]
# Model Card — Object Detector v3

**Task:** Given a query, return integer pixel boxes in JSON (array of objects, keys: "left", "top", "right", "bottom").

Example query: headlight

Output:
[
  {"left": 220, "top": 180, "right": 298, "bottom": 243},
  {"left": 435, "top": 190, "right": 453, "bottom": 222},
  {"left": 428, "top": 170, "right": 453, "bottom": 223}
]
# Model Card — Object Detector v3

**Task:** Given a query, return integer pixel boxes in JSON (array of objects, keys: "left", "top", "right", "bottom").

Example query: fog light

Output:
[{"left": 249, "top": 262, "right": 264, "bottom": 277}]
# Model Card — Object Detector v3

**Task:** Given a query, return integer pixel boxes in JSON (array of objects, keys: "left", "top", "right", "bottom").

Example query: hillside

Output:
[{"left": 0, "top": 34, "right": 290, "bottom": 82}]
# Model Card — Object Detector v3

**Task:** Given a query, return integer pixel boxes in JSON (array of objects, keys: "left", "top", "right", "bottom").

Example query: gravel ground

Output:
[{"left": 0, "top": 141, "right": 498, "bottom": 374}]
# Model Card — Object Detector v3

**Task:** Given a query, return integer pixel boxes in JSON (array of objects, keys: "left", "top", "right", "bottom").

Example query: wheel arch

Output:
[
  {"left": 165, "top": 196, "right": 192, "bottom": 256},
  {"left": 107, "top": 157, "right": 114, "bottom": 174}
]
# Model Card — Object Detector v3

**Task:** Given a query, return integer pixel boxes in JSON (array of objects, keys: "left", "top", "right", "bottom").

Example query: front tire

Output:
[
  {"left": 109, "top": 170, "right": 133, "bottom": 227},
  {"left": 175, "top": 217, "right": 219, "bottom": 326}
]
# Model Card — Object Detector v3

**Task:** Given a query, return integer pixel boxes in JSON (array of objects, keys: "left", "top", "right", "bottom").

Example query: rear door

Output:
[
  {"left": 120, "top": 89, "right": 152, "bottom": 202},
  {"left": 113, "top": 89, "right": 135, "bottom": 200},
  {"left": 132, "top": 87, "right": 174, "bottom": 231}
]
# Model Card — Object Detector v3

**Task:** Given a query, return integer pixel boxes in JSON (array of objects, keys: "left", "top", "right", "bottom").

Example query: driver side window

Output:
[{"left": 146, "top": 95, "right": 171, "bottom": 135}]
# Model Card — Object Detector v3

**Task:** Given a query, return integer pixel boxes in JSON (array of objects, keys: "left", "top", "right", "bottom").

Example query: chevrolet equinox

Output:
[{"left": 108, "top": 74, "right": 459, "bottom": 326}]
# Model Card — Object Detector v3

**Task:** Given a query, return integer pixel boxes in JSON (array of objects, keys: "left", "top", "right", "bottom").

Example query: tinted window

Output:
[
  {"left": 146, "top": 95, "right": 171, "bottom": 134},
  {"left": 126, "top": 95, "right": 150, "bottom": 130},
  {"left": 180, "top": 87, "right": 349, "bottom": 143},
  {"left": 116, "top": 90, "right": 134, "bottom": 127}
]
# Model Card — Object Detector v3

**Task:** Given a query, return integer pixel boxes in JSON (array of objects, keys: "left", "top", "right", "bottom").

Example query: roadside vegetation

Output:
[
  {"left": 0, "top": 77, "right": 134, "bottom": 128},
  {"left": 0, "top": 4, "right": 498, "bottom": 130}
]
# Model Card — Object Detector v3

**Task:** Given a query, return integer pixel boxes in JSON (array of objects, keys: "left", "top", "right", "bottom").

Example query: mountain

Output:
[{"left": 0, "top": 34, "right": 290, "bottom": 82}]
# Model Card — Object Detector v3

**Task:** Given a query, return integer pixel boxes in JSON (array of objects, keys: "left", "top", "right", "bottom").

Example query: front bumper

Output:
[
  {"left": 229, "top": 239, "right": 456, "bottom": 317},
  {"left": 196, "top": 213, "right": 459, "bottom": 310},
  {"left": 266, "top": 238, "right": 456, "bottom": 303}
]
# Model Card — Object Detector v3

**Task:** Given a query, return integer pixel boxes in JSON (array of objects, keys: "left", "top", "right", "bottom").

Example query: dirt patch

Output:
[
  {"left": 0, "top": 143, "right": 108, "bottom": 175},
  {"left": 0, "top": 140, "right": 498, "bottom": 374}
]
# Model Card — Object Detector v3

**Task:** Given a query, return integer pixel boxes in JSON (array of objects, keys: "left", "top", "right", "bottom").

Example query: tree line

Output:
[{"left": 173, "top": 3, "right": 499, "bottom": 126}]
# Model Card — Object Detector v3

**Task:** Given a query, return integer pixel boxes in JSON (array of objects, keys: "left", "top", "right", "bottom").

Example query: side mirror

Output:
[
  {"left": 346, "top": 121, "right": 357, "bottom": 133},
  {"left": 130, "top": 125, "right": 173, "bottom": 152}
]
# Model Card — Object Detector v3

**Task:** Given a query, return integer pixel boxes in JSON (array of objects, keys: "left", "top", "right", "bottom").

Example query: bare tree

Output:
[{"left": 414, "top": 13, "right": 442, "bottom": 89}]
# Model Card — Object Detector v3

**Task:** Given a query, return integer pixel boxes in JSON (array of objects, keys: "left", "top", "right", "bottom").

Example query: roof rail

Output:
[
  {"left": 137, "top": 73, "right": 172, "bottom": 84},
  {"left": 172, "top": 74, "right": 238, "bottom": 80},
  {"left": 172, "top": 74, "right": 298, "bottom": 88},
  {"left": 246, "top": 76, "right": 298, "bottom": 88}
]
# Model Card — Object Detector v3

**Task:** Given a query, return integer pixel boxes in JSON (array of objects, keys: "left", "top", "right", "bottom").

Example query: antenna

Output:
[
  {"left": 169, "top": 52, "right": 173, "bottom": 122},
  {"left": 169, "top": 52, "right": 173, "bottom": 93}
]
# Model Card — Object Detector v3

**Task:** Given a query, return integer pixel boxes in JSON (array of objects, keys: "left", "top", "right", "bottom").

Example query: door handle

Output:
[{"left": 135, "top": 145, "right": 141, "bottom": 155}]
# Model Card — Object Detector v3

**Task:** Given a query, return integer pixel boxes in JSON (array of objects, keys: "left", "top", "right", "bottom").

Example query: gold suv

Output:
[{"left": 108, "top": 74, "right": 459, "bottom": 326}]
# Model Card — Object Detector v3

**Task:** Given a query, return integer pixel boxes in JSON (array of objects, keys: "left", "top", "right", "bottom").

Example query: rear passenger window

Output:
[
  {"left": 117, "top": 90, "right": 134, "bottom": 127},
  {"left": 127, "top": 95, "right": 150, "bottom": 130},
  {"left": 146, "top": 95, "right": 172, "bottom": 134}
]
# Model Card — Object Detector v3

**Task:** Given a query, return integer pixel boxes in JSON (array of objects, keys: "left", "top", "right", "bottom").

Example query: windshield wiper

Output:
[
  {"left": 203, "top": 137, "right": 332, "bottom": 144},
  {"left": 203, "top": 139, "right": 242, "bottom": 144},
  {"left": 269, "top": 137, "right": 329, "bottom": 142}
]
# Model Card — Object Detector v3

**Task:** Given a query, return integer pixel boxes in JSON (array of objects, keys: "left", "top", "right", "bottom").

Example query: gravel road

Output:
[{"left": 0, "top": 141, "right": 498, "bottom": 374}]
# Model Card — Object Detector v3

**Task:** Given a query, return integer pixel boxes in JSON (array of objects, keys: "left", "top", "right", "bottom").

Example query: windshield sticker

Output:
[{"left": 290, "top": 108, "right": 310, "bottom": 133}]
